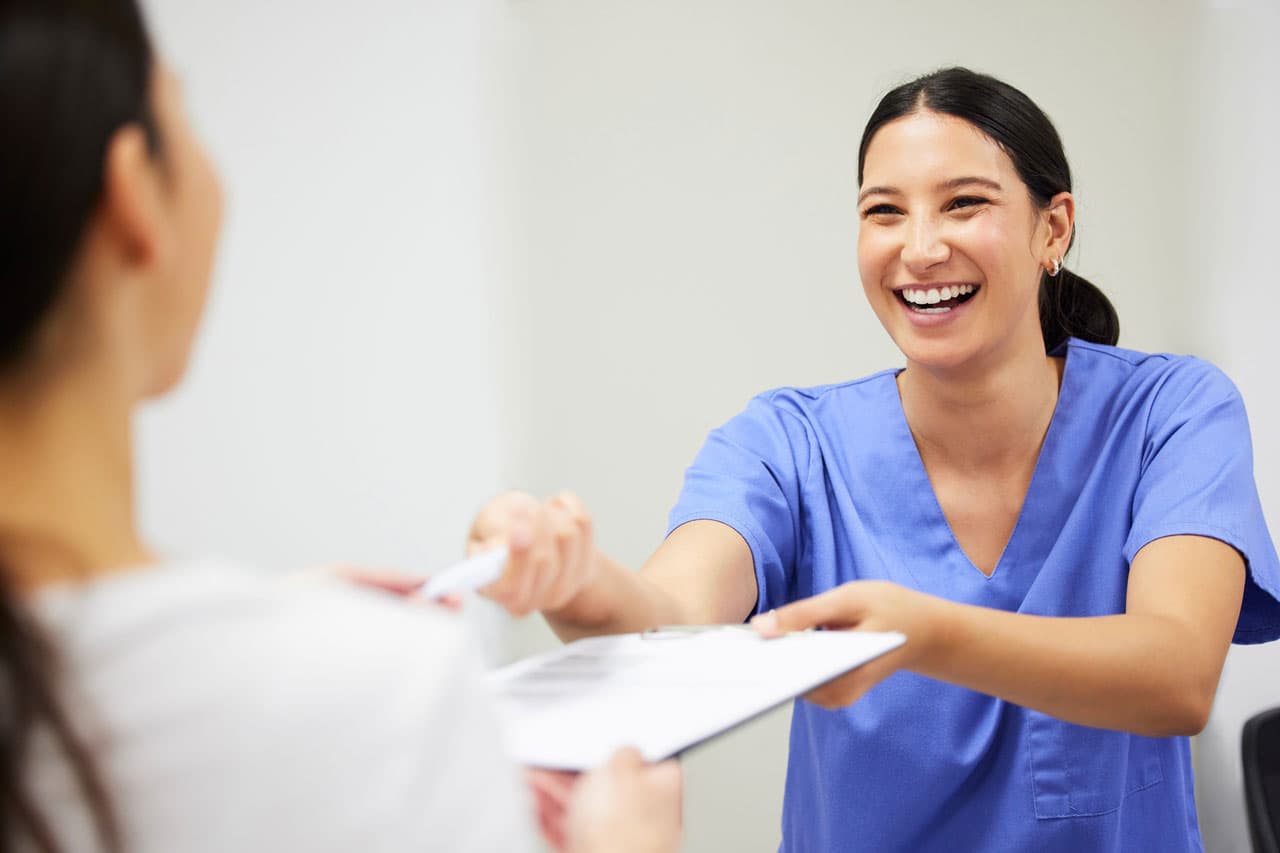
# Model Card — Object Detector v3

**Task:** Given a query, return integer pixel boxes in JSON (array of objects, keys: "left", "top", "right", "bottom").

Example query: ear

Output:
[
  {"left": 98, "top": 124, "right": 169, "bottom": 273},
  {"left": 1041, "top": 191, "right": 1075, "bottom": 268}
]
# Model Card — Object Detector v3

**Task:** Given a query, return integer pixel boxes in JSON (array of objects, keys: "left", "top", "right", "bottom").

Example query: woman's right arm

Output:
[{"left": 468, "top": 491, "right": 758, "bottom": 640}]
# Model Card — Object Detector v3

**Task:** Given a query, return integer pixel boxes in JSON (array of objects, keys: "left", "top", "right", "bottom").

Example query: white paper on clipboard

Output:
[{"left": 486, "top": 627, "right": 904, "bottom": 770}]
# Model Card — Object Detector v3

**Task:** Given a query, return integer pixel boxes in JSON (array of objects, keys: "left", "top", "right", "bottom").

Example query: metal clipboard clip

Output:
[
  {"left": 640, "top": 623, "right": 821, "bottom": 640},
  {"left": 639, "top": 624, "right": 756, "bottom": 640}
]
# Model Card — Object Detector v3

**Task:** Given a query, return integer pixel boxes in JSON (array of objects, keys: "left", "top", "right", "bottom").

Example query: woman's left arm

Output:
[{"left": 755, "top": 534, "right": 1245, "bottom": 737}]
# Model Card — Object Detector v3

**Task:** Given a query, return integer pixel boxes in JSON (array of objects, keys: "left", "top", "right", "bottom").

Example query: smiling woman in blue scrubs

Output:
[{"left": 472, "top": 68, "right": 1280, "bottom": 852}]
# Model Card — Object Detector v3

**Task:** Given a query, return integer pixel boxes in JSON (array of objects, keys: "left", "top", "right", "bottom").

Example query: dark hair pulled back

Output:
[
  {"left": 2, "top": 0, "right": 159, "bottom": 850},
  {"left": 858, "top": 67, "right": 1119, "bottom": 352}
]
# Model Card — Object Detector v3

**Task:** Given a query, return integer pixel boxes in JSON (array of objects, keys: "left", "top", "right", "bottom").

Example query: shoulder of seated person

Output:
[
  {"left": 50, "top": 560, "right": 479, "bottom": 704},
  {"left": 188, "top": 560, "right": 474, "bottom": 671},
  {"left": 42, "top": 566, "right": 518, "bottom": 845}
]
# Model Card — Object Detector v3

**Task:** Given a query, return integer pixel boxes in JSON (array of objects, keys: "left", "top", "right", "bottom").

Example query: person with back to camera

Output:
[
  {"left": 470, "top": 67, "right": 1280, "bottom": 851},
  {"left": 0, "top": 1, "right": 682, "bottom": 851}
]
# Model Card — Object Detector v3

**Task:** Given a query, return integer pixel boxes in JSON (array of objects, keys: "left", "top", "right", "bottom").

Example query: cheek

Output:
[
  {"left": 153, "top": 149, "right": 220, "bottom": 360},
  {"left": 963, "top": 213, "right": 1032, "bottom": 286},
  {"left": 175, "top": 149, "right": 222, "bottom": 301},
  {"left": 857, "top": 228, "right": 896, "bottom": 291},
  {"left": 962, "top": 216, "right": 1009, "bottom": 265},
  {"left": 182, "top": 142, "right": 222, "bottom": 257},
  {"left": 197, "top": 151, "right": 224, "bottom": 245}
]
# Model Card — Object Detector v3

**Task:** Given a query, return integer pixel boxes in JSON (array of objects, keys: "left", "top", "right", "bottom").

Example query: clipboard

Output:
[{"left": 486, "top": 626, "right": 905, "bottom": 770}]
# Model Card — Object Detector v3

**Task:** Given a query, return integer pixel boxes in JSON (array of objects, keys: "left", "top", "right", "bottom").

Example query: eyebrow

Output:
[{"left": 858, "top": 176, "right": 1004, "bottom": 204}]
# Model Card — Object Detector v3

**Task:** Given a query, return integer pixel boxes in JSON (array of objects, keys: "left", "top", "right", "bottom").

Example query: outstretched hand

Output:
[
  {"left": 751, "top": 580, "right": 946, "bottom": 708},
  {"left": 291, "top": 564, "right": 462, "bottom": 610},
  {"left": 466, "top": 490, "right": 600, "bottom": 616}
]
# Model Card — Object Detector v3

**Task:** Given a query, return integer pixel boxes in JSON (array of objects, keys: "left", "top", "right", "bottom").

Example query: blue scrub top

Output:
[{"left": 668, "top": 339, "right": 1280, "bottom": 853}]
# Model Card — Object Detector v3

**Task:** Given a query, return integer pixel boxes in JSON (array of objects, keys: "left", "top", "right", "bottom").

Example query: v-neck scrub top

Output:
[{"left": 668, "top": 339, "right": 1280, "bottom": 853}]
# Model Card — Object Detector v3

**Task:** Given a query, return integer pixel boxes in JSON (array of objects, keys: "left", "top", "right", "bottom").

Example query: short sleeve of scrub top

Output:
[
  {"left": 667, "top": 390, "right": 828, "bottom": 613},
  {"left": 666, "top": 340, "right": 1280, "bottom": 853},
  {"left": 1120, "top": 356, "right": 1280, "bottom": 641}
]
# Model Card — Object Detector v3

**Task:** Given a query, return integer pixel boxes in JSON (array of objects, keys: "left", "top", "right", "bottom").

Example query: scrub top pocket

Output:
[{"left": 1027, "top": 710, "right": 1164, "bottom": 818}]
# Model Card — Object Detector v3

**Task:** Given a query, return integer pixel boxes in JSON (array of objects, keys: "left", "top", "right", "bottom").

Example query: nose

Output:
[{"left": 901, "top": 215, "right": 949, "bottom": 273}]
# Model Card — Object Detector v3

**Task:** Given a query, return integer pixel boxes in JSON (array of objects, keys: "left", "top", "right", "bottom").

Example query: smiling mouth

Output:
[{"left": 895, "top": 284, "right": 979, "bottom": 314}]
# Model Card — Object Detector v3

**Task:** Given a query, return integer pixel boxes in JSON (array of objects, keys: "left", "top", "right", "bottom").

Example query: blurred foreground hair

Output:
[{"left": 1, "top": 0, "right": 159, "bottom": 849}]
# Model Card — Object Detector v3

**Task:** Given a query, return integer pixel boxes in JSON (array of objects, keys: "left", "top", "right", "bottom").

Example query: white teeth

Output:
[
  {"left": 900, "top": 284, "right": 978, "bottom": 310},
  {"left": 900, "top": 284, "right": 976, "bottom": 305}
]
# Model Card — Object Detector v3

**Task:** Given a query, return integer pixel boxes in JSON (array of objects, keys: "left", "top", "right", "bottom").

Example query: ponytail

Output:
[
  {"left": 0, "top": 566, "right": 121, "bottom": 853},
  {"left": 1039, "top": 267, "right": 1120, "bottom": 352}
]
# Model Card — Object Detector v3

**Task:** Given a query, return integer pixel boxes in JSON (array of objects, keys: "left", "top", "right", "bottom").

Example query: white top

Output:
[{"left": 27, "top": 562, "right": 532, "bottom": 853}]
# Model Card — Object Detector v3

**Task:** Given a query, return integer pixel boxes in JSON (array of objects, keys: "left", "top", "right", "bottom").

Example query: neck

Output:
[
  {"left": 0, "top": 359, "right": 150, "bottom": 592},
  {"left": 898, "top": 331, "right": 1064, "bottom": 474}
]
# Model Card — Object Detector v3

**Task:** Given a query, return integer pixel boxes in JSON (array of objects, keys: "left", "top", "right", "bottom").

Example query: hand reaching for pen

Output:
[
  {"left": 751, "top": 580, "right": 946, "bottom": 708},
  {"left": 289, "top": 564, "right": 462, "bottom": 610},
  {"left": 466, "top": 490, "right": 600, "bottom": 617}
]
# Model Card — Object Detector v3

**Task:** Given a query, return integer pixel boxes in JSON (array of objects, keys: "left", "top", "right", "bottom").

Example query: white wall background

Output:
[
  {"left": 132, "top": 1, "right": 1278, "bottom": 851},
  {"left": 1191, "top": 3, "right": 1280, "bottom": 851},
  {"left": 136, "top": 0, "right": 507, "bottom": 594}
]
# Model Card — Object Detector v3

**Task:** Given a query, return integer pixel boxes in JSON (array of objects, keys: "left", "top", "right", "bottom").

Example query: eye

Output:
[
  {"left": 948, "top": 195, "right": 989, "bottom": 211},
  {"left": 860, "top": 203, "right": 902, "bottom": 218}
]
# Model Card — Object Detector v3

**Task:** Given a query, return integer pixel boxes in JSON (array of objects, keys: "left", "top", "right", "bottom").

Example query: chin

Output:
[
  {"left": 891, "top": 330, "right": 984, "bottom": 373},
  {"left": 144, "top": 373, "right": 184, "bottom": 400},
  {"left": 143, "top": 353, "right": 194, "bottom": 399}
]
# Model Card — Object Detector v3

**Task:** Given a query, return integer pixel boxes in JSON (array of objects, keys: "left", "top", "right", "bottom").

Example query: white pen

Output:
[{"left": 420, "top": 546, "right": 510, "bottom": 599}]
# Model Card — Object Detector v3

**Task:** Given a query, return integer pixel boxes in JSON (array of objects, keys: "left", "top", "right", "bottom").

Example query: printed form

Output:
[{"left": 488, "top": 627, "right": 904, "bottom": 769}]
